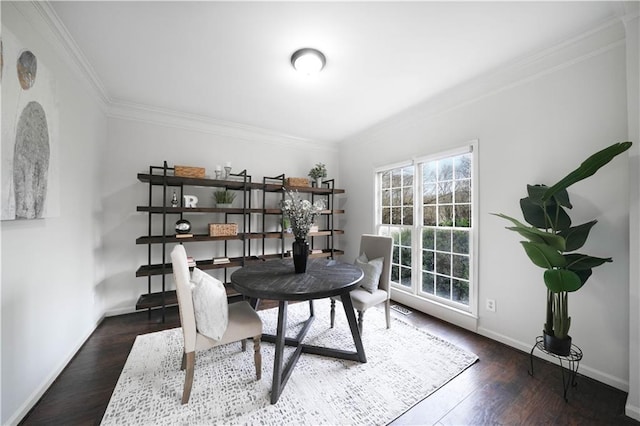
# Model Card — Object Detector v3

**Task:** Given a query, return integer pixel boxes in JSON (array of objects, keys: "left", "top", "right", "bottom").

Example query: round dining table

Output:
[{"left": 231, "top": 257, "right": 365, "bottom": 404}]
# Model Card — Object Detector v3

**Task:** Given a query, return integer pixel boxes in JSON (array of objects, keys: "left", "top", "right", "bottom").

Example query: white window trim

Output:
[{"left": 376, "top": 140, "right": 479, "bottom": 332}]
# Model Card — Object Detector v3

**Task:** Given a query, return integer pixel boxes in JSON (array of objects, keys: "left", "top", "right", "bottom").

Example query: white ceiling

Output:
[{"left": 50, "top": 1, "right": 623, "bottom": 143}]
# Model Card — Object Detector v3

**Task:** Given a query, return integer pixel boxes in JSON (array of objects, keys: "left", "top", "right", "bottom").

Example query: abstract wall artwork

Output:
[{"left": 1, "top": 29, "right": 59, "bottom": 220}]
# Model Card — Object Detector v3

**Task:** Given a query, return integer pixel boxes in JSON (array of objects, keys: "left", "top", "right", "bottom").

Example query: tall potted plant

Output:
[{"left": 493, "top": 141, "right": 632, "bottom": 355}]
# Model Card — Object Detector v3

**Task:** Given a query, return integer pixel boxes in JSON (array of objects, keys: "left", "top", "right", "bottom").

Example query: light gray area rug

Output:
[{"left": 101, "top": 299, "right": 478, "bottom": 425}]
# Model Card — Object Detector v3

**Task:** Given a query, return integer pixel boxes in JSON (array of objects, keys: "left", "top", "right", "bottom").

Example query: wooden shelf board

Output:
[
  {"left": 137, "top": 173, "right": 344, "bottom": 194},
  {"left": 283, "top": 185, "right": 345, "bottom": 194},
  {"left": 136, "top": 249, "right": 345, "bottom": 277},
  {"left": 136, "top": 230, "right": 343, "bottom": 245},
  {"left": 137, "top": 206, "right": 264, "bottom": 214},
  {"left": 136, "top": 234, "right": 247, "bottom": 244},
  {"left": 137, "top": 173, "right": 260, "bottom": 190},
  {"left": 261, "top": 209, "right": 344, "bottom": 215},
  {"left": 135, "top": 291, "right": 178, "bottom": 310},
  {"left": 135, "top": 285, "right": 242, "bottom": 310},
  {"left": 310, "top": 249, "right": 345, "bottom": 258},
  {"left": 136, "top": 256, "right": 266, "bottom": 277},
  {"left": 262, "top": 230, "right": 344, "bottom": 239}
]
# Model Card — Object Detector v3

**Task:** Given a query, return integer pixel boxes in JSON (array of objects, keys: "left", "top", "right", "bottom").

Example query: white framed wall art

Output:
[{"left": 1, "top": 28, "right": 59, "bottom": 220}]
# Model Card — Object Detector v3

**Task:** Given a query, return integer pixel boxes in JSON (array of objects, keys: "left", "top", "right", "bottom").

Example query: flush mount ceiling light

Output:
[{"left": 291, "top": 48, "right": 326, "bottom": 75}]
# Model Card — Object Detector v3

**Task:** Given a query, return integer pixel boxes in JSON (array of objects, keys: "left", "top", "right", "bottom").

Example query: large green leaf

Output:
[
  {"left": 572, "top": 268, "right": 592, "bottom": 287},
  {"left": 564, "top": 253, "right": 612, "bottom": 270},
  {"left": 520, "top": 197, "right": 571, "bottom": 231},
  {"left": 527, "top": 184, "right": 572, "bottom": 209},
  {"left": 526, "top": 184, "right": 548, "bottom": 204},
  {"left": 492, "top": 213, "right": 566, "bottom": 250},
  {"left": 542, "top": 142, "right": 633, "bottom": 202},
  {"left": 521, "top": 241, "right": 566, "bottom": 269},
  {"left": 544, "top": 269, "right": 582, "bottom": 292},
  {"left": 506, "top": 226, "right": 565, "bottom": 249},
  {"left": 552, "top": 189, "right": 572, "bottom": 209},
  {"left": 558, "top": 221, "right": 597, "bottom": 252}
]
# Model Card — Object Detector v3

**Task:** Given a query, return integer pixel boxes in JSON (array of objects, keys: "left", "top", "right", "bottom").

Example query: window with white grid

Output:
[{"left": 376, "top": 144, "right": 475, "bottom": 311}]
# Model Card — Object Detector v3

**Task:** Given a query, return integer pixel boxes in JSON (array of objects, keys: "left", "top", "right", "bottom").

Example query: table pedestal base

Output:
[{"left": 263, "top": 295, "right": 367, "bottom": 404}]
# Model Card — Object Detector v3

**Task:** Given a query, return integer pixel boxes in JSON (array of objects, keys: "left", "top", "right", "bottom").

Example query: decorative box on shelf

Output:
[
  {"left": 286, "top": 177, "right": 310, "bottom": 187},
  {"left": 209, "top": 223, "right": 238, "bottom": 237},
  {"left": 175, "top": 165, "right": 206, "bottom": 178}
]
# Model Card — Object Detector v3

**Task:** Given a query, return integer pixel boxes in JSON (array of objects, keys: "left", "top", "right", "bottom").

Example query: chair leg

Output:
[
  {"left": 253, "top": 335, "right": 262, "bottom": 380},
  {"left": 182, "top": 351, "right": 195, "bottom": 404},
  {"left": 242, "top": 338, "right": 247, "bottom": 352},
  {"left": 330, "top": 299, "right": 336, "bottom": 328},
  {"left": 385, "top": 299, "right": 391, "bottom": 329},
  {"left": 357, "top": 310, "right": 364, "bottom": 334},
  {"left": 181, "top": 352, "right": 187, "bottom": 370}
]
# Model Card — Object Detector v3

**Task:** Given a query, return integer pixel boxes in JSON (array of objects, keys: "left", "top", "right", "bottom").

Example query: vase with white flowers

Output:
[{"left": 281, "top": 190, "right": 325, "bottom": 273}]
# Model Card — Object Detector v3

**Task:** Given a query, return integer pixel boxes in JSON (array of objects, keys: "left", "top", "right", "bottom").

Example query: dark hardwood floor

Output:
[{"left": 20, "top": 302, "right": 638, "bottom": 425}]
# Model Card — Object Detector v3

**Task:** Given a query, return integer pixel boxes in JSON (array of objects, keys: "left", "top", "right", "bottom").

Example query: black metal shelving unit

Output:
[{"left": 135, "top": 163, "right": 345, "bottom": 321}]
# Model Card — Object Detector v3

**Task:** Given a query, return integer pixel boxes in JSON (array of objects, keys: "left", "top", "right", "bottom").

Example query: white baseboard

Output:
[
  {"left": 626, "top": 401, "right": 640, "bottom": 421},
  {"left": 477, "top": 326, "right": 629, "bottom": 392},
  {"left": 7, "top": 315, "right": 104, "bottom": 425},
  {"left": 104, "top": 305, "right": 138, "bottom": 317}
]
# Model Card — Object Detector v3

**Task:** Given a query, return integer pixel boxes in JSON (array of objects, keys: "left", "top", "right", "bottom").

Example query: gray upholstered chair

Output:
[
  {"left": 170, "top": 244, "right": 262, "bottom": 404},
  {"left": 330, "top": 234, "right": 393, "bottom": 333}
]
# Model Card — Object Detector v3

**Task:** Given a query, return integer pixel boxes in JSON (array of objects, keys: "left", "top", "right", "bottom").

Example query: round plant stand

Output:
[{"left": 528, "top": 336, "right": 583, "bottom": 402}]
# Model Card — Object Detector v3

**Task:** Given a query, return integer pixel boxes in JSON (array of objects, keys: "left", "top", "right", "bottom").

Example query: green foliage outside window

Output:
[{"left": 378, "top": 150, "right": 473, "bottom": 308}]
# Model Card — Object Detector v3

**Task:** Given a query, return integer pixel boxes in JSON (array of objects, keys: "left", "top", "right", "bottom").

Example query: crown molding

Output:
[
  {"left": 346, "top": 14, "right": 628, "bottom": 146},
  {"left": 30, "top": 1, "right": 110, "bottom": 108},
  {"left": 27, "top": 1, "right": 631, "bottom": 152},
  {"left": 107, "top": 100, "right": 338, "bottom": 152},
  {"left": 25, "top": 1, "right": 337, "bottom": 152},
  {"left": 620, "top": 1, "right": 639, "bottom": 22}
]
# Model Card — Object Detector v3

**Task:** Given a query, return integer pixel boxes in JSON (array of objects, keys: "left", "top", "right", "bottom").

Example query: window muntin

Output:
[
  {"left": 380, "top": 166, "right": 414, "bottom": 226},
  {"left": 377, "top": 149, "right": 474, "bottom": 310}
]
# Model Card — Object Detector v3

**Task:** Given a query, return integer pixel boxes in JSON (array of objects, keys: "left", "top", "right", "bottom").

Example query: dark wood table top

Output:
[{"left": 231, "top": 258, "right": 363, "bottom": 301}]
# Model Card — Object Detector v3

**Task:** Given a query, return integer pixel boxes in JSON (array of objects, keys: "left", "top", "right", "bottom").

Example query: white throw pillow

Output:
[
  {"left": 354, "top": 253, "right": 384, "bottom": 293},
  {"left": 190, "top": 268, "right": 229, "bottom": 341}
]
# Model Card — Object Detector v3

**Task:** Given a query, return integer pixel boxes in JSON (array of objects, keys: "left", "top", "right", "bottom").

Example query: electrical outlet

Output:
[{"left": 486, "top": 299, "right": 496, "bottom": 312}]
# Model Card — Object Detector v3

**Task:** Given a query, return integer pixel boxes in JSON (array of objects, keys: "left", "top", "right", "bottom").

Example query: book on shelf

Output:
[
  {"left": 187, "top": 256, "right": 196, "bottom": 267},
  {"left": 311, "top": 249, "right": 323, "bottom": 254},
  {"left": 212, "top": 257, "right": 230, "bottom": 265},
  {"left": 176, "top": 233, "right": 194, "bottom": 239}
]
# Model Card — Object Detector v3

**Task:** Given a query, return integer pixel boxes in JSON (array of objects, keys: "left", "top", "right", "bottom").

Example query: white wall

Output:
[
  {"left": 1, "top": 3, "right": 107, "bottom": 424},
  {"left": 1, "top": 2, "right": 636, "bottom": 424},
  {"left": 340, "top": 19, "right": 631, "bottom": 391},
  {"left": 101, "top": 115, "right": 340, "bottom": 315},
  {"left": 624, "top": 2, "right": 640, "bottom": 421},
  {"left": 0, "top": 2, "right": 339, "bottom": 421}
]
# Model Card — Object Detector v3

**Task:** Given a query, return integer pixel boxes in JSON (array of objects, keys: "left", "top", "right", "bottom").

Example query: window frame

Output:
[{"left": 374, "top": 141, "right": 478, "bottom": 317}]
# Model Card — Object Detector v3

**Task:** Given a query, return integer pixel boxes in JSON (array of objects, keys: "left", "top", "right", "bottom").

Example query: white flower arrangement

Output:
[{"left": 281, "top": 190, "right": 325, "bottom": 239}]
